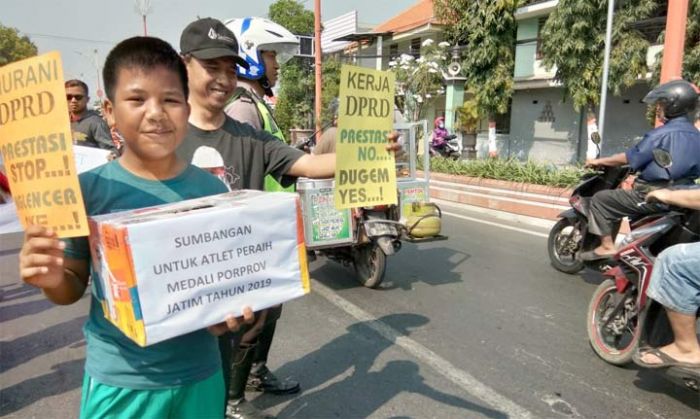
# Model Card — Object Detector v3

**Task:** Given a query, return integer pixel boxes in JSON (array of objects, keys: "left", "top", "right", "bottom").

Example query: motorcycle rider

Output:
[
  {"left": 580, "top": 79, "right": 700, "bottom": 261},
  {"left": 430, "top": 116, "right": 450, "bottom": 155},
  {"left": 633, "top": 187, "right": 700, "bottom": 369}
]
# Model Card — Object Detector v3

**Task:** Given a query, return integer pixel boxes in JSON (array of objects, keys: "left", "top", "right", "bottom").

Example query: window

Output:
[
  {"left": 389, "top": 44, "right": 398, "bottom": 60},
  {"left": 536, "top": 16, "right": 547, "bottom": 60},
  {"left": 410, "top": 38, "right": 421, "bottom": 59}
]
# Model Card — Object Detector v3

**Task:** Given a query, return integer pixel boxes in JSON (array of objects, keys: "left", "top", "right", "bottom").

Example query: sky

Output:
[{"left": 2, "top": 0, "right": 417, "bottom": 102}]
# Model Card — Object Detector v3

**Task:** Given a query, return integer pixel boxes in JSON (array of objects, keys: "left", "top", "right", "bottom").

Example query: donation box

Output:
[{"left": 87, "top": 190, "right": 310, "bottom": 346}]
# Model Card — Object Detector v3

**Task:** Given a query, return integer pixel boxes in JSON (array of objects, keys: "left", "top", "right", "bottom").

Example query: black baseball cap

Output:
[{"left": 180, "top": 18, "right": 249, "bottom": 68}]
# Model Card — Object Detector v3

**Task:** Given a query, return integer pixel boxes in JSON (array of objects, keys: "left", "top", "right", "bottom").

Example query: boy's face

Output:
[
  {"left": 185, "top": 56, "right": 237, "bottom": 112},
  {"left": 103, "top": 66, "right": 190, "bottom": 161}
]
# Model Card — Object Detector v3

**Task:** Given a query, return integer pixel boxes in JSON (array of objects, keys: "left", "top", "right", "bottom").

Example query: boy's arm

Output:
[{"left": 19, "top": 226, "right": 89, "bottom": 305}]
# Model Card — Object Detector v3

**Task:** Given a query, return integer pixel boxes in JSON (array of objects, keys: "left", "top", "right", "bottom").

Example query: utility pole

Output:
[
  {"left": 314, "top": 0, "right": 322, "bottom": 134},
  {"left": 657, "top": 0, "right": 689, "bottom": 127},
  {"left": 135, "top": 0, "right": 152, "bottom": 36},
  {"left": 597, "top": 0, "right": 614, "bottom": 147}
]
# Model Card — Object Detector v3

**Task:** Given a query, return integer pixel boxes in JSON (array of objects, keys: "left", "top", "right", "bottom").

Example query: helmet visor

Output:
[{"left": 265, "top": 42, "right": 299, "bottom": 65}]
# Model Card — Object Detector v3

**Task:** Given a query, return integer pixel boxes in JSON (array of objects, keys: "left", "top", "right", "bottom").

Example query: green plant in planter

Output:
[
  {"left": 454, "top": 97, "right": 479, "bottom": 135},
  {"left": 420, "top": 156, "right": 587, "bottom": 188}
]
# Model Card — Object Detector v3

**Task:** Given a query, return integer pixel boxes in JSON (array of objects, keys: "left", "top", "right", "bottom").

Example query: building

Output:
[
  {"left": 508, "top": 0, "right": 666, "bottom": 164},
  {"left": 323, "top": 0, "right": 671, "bottom": 164}
]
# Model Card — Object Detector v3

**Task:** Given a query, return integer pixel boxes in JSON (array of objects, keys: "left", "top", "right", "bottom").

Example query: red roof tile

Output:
[{"left": 373, "top": 0, "right": 442, "bottom": 34}]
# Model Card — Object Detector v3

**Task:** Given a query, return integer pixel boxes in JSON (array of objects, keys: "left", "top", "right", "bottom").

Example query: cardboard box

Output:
[{"left": 87, "top": 190, "right": 310, "bottom": 346}]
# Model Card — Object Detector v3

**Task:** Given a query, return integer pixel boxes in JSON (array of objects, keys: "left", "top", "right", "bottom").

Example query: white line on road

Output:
[
  {"left": 442, "top": 210, "right": 550, "bottom": 238},
  {"left": 312, "top": 279, "right": 536, "bottom": 419}
]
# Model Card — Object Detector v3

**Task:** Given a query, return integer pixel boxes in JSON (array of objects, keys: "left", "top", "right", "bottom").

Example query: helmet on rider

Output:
[
  {"left": 434, "top": 116, "right": 445, "bottom": 129},
  {"left": 642, "top": 79, "right": 699, "bottom": 120},
  {"left": 224, "top": 17, "right": 299, "bottom": 95}
]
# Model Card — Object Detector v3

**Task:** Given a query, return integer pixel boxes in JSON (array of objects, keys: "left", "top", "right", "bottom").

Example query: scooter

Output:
[
  {"left": 429, "top": 134, "right": 460, "bottom": 160},
  {"left": 547, "top": 134, "right": 633, "bottom": 273},
  {"left": 586, "top": 205, "right": 700, "bottom": 391}
]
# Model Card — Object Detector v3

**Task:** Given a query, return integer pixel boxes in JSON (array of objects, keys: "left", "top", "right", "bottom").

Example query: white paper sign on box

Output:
[{"left": 87, "top": 190, "right": 310, "bottom": 346}]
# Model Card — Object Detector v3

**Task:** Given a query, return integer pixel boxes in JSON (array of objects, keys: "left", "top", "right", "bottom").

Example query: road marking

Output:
[
  {"left": 312, "top": 279, "right": 536, "bottom": 419},
  {"left": 442, "top": 210, "right": 549, "bottom": 238}
]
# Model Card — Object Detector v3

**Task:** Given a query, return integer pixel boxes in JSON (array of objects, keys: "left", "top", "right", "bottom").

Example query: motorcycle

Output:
[
  {"left": 429, "top": 134, "right": 461, "bottom": 160},
  {"left": 586, "top": 204, "right": 700, "bottom": 391},
  {"left": 295, "top": 122, "right": 444, "bottom": 288},
  {"left": 548, "top": 133, "right": 636, "bottom": 273}
]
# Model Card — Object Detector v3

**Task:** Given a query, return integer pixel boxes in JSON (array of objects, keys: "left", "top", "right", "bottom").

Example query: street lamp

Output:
[{"left": 135, "top": 0, "right": 152, "bottom": 36}]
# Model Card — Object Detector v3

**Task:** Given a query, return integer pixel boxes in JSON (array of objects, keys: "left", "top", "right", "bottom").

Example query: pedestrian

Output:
[
  {"left": 65, "top": 79, "right": 115, "bottom": 151},
  {"left": 176, "top": 17, "right": 400, "bottom": 418},
  {"left": 19, "top": 36, "right": 254, "bottom": 418}
]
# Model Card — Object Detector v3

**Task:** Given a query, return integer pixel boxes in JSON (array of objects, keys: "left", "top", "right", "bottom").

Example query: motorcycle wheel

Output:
[
  {"left": 587, "top": 279, "right": 640, "bottom": 365},
  {"left": 547, "top": 218, "right": 584, "bottom": 274},
  {"left": 353, "top": 243, "right": 386, "bottom": 289}
]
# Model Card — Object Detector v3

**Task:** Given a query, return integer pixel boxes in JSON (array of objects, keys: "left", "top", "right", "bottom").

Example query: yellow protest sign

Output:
[
  {"left": 334, "top": 65, "right": 397, "bottom": 209},
  {"left": 0, "top": 52, "right": 88, "bottom": 237}
]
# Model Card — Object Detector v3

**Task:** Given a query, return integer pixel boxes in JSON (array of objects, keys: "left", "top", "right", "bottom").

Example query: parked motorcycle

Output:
[
  {"left": 430, "top": 134, "right": 461, "bottom": 160},
  {"left": 586, "top": 205, "right": 700, "bottom": 390}
]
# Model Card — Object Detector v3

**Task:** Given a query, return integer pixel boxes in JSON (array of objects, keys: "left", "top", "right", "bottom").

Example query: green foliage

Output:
[
  {"left": 541, "top": 0, "right": 659, "bottom": 111},
  {"left": 388, "top": 39, "right": 450, "bottom": 121},
  {"left": 275, "top": 60, "right": 314, "bottom": 134},
  {"left": 320, "top": 56, "right": 341, "bottom": 126},
  {"left": 434, "top": 0, "right": 519, "bottom": 117},
  {"left": 268, "top": 0, "right": 315, "bottom": 35},
  {"left": 268, "top": 0, "right": 316, "bottom": 136},
  {"left": 421, "top": 156, "right": 586, "bottom": 188},
  {"left": 0, "top": 23, "right": 37, "bottom": 66}
]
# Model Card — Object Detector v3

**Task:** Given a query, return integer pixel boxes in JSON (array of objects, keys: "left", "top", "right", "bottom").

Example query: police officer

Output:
[
  {"left": 222, "top": 16, "right": 301, "bottom": 418},
  {"left": 581, "top": 79, "right": 700, "bottom": 261}
]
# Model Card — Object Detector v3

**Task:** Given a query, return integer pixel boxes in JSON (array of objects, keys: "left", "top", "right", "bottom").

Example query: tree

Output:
[
  {"left": 269, "top": 0, "right": 315, "bottom": 35},
  {"left": 541, "top": 1, "right": 659, "bottom": 119},
  {"left": 435, "top": 0, "right": 520, "bottom": 157},
  {"left": 0, "top": 23, "right": 38, "bottom": 66},
  {"left": 269, "top": 0, "right": 314, "bottom": 137},
  {"left": 388, "top": 39, "right": 450, "bottom": 122}
]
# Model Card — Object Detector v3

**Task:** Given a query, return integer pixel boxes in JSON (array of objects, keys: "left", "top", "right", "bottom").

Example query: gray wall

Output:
[{"left": 495, "top": 83, "right": 653, "bottom": 165}]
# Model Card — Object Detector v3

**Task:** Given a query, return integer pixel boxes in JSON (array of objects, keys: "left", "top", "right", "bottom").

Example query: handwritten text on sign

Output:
[
  {"left": 334, "top": 65, "right": 397, "bottom": 209},
  {"left": 0, "top": 52, "right": 87, "bottom": 237}
]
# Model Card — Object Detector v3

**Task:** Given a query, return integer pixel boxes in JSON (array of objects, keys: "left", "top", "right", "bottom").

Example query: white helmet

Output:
[{"left": 224, "top": 17, "right": 299, "bottom": 81}]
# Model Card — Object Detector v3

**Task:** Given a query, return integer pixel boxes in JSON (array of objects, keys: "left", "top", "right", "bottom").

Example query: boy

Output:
[{"left": 19, "top": 36, "right": 252, "bottom": 418}]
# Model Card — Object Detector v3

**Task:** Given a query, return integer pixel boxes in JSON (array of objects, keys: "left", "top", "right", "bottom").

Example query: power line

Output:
[{"left": 25, "top": 33, "right": 116, "bottom": 45}]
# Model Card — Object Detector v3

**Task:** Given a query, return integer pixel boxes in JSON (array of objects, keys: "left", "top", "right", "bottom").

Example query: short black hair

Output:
[
  {"left": 65, "top": 79, "right": 88, "bottom": 96},
  {"left": 103, "top": 36, "right": 188, "bottom": 101}
]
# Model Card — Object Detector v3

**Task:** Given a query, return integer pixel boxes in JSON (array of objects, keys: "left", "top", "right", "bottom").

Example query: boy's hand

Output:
[
  {"left": 19, "top": 226, "right": 66, "bottom": 289},
  {"left": 207, "top": 306, "right": 255, "bottom": 336}
]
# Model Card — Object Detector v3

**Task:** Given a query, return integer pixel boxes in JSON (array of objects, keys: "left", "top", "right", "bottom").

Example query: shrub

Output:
[{"left": 420, "top": 157, "right": 586, "bottom": 188}]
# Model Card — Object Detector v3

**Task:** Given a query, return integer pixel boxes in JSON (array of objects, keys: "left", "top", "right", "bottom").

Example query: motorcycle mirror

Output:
[
  {"left": 652, "top": 149, "right": 673, "bottom": 168},
  {"left": 590, "top": 132, "right": 601, "bottom": 145}
]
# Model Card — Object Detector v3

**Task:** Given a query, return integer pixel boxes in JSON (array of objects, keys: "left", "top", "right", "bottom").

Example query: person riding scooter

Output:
[
  {"left": 580, "top": 79, "right": 700, "bottom": 261},
  {"left": 430, "top": 116, "right": 450, "bottom": 153}
]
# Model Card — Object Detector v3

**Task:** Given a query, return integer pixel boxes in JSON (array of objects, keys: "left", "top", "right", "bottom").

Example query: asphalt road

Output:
[{"left": 1, "top": 206, "right": 698, "bottom": 418}]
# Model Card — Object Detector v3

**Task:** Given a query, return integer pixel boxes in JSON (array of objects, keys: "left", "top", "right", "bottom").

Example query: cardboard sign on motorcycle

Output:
[
  {"left": 334, "top": 65, "right": 397, "bottom": 209},
  {"left": 0, "top": 52, "right": 88, "bottom": 237},
  {"left": 88, "top": 190, "right": 311, "bottom": 346}
]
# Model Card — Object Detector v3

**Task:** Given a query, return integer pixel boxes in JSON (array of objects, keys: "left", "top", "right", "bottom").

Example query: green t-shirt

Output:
[{"left": 64, "top": 160, "right": 228, "bottom": 389}]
